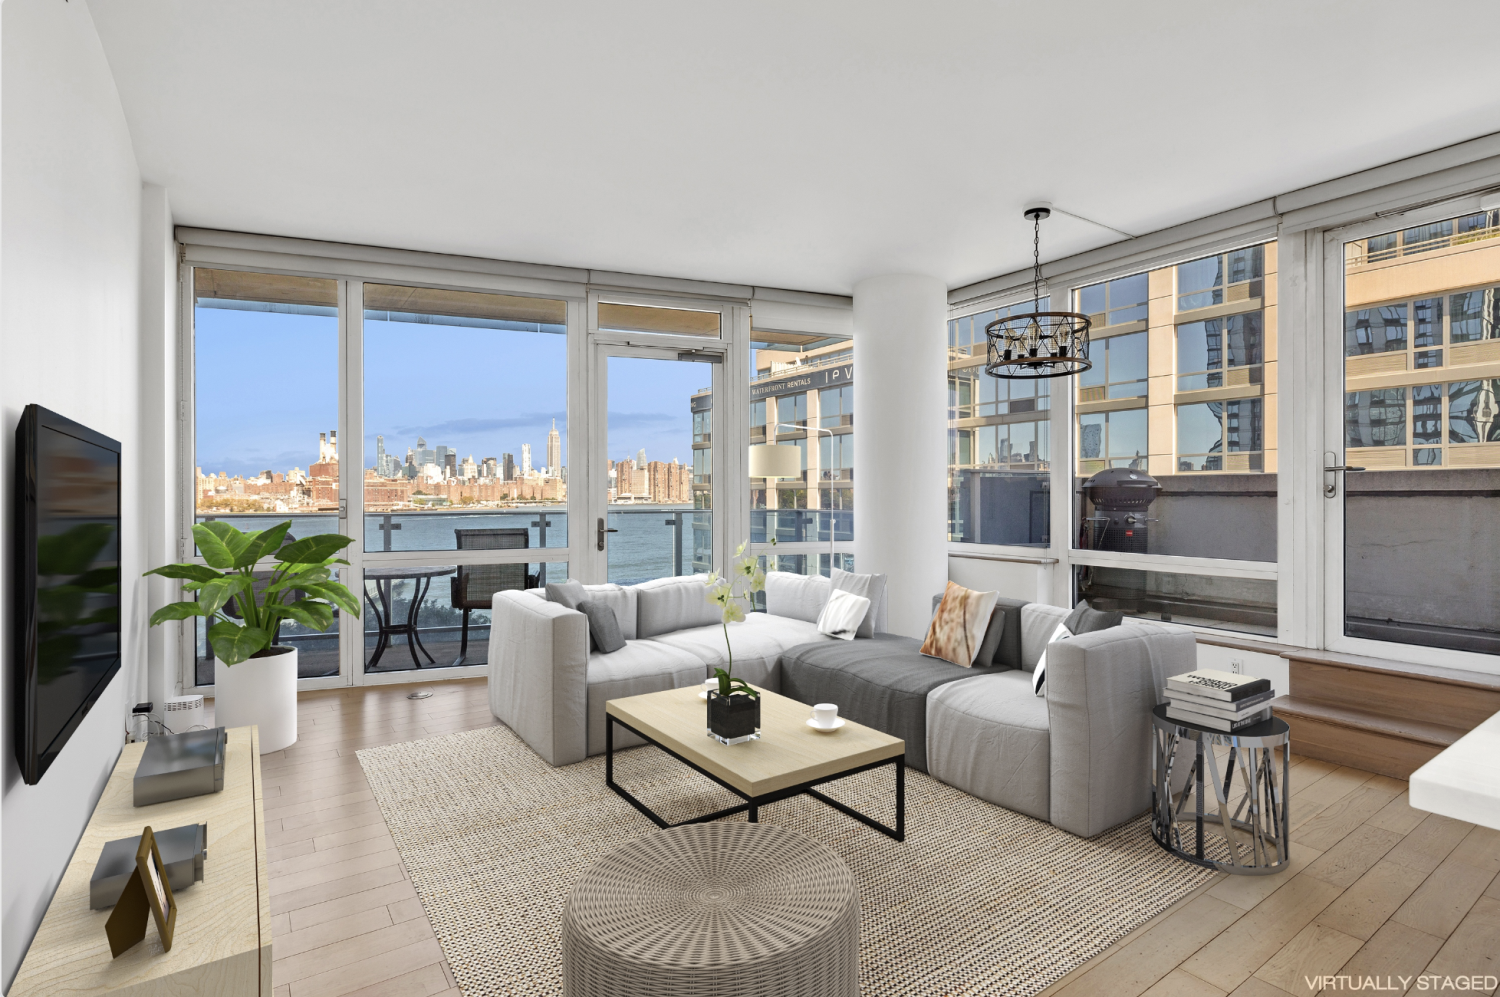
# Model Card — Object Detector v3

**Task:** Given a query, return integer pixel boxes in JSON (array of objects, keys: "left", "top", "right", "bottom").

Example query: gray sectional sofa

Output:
[{"left": 486, "top": 571, "right": 1197, "bottom": 838}]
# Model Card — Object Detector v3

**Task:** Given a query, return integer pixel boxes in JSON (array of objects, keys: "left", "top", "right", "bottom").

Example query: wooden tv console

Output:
[{"left": 10, "top": 725, "right": 271, "bottom": 996}]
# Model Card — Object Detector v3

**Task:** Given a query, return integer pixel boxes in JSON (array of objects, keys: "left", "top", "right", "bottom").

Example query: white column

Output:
[{"left": 853, "top": 275, "right": 948, "bottom": 638}]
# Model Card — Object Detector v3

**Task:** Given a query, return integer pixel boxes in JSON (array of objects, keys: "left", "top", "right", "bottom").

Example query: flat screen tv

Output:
[{"left": 13, "top": 404, "right": 121, "bottom": 785}]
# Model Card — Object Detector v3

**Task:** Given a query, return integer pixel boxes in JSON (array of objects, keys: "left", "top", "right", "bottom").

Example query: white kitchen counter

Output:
[{"left": 1409, "top": 709, "right": 1500, "bottom": 831}]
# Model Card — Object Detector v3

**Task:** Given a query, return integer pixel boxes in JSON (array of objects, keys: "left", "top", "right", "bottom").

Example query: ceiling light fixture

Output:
[{"left": 985, "top": 205, "right": 1093, "bottom": 380}]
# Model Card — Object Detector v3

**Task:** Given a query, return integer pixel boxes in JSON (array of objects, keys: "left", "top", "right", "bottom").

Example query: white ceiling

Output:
[{"left": 88, "top": 0, "right": 1500, "bottom": 296}]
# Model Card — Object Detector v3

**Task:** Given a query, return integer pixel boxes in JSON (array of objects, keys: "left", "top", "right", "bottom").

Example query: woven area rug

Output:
[{"left": 357, "top": 722, "right": 1212, "bottom": 996}]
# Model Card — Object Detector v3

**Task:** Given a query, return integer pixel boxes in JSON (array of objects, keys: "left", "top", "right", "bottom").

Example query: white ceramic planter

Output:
[{"left": 214, "top": 645, "right": 298, "bottom": 753}]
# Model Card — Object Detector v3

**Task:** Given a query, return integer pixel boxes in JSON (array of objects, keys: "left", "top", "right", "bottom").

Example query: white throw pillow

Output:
[
  {"left": 831, "top": 568, "right": 888, "bottom": 638},
  {"left": 1032, "top": 621, "right": 1075, "bottom": 697},
  {"left": 763, "top": 571, "right": 831, "bottom": 624},
  {"left": 816, "top": 589, "right": 871, "bottom": 641}
]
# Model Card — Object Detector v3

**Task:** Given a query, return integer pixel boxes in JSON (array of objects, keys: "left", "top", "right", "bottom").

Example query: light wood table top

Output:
[
  {"left": 10, "top": 726, "right": 270, "bottom": 997},
  {"left": 606, "top": 685, "right": 904, "bottom": 798}
]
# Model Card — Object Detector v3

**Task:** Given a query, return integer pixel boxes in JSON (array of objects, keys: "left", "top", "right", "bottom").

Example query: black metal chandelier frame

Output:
[{"left": 984, "top": 207, "right": 1093, "bottom": 380}]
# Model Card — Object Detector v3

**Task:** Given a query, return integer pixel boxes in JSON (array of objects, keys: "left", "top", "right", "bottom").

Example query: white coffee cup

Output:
[
  {"left": 703, "top": 678, "right": 718, "bottom": 695},
  {"left": 812, "top": 703, "right": 838, "bottom": 727}
]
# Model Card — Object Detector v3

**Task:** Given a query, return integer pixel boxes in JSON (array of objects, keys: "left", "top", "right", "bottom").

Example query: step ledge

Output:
[
  {"left": 1273, "top": 696, "right": 1467, "bottom": 747},
  {"left": 1280, "top": 648, "right": 1500, "bottom": 692}
]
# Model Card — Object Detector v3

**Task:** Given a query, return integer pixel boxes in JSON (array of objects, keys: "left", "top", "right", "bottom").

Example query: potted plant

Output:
[
  {"left": 145, "top": 520, "right": 358, "bottom": 752},
  {"left": 704, "top": 541, "right": 766, "bottom": 744}
]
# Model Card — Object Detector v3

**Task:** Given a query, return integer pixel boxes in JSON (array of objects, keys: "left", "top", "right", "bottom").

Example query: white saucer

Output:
[{"left": 806, "top": 717, "right": 845, "bottom": 732}]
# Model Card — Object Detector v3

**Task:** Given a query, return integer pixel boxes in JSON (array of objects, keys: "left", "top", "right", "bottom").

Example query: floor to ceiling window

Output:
[
  {"left": 1069, "top": 243, "right": 1279, "bottom": 636},
  {"left": 748, "top": 329, "right": 854, "bottom": 578},
  {"left": 360, "top": 284, "right": 570, "bottom": 672},
  {"left": 190, "top": 268, "right": 342, "bottom": 683},
  {"left": 947, "top": 300, "right": 1052, "bottom": 546}
]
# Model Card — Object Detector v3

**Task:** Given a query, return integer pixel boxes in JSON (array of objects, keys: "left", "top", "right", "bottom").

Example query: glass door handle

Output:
[
  {"left": 596, "top": 517, "right": 618, "bottom": 551},
  {"left": 1323, "top": 462, "right": 1366, "bottom": 497}
]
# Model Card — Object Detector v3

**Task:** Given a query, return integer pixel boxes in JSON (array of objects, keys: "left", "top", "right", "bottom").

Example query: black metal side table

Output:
[{"left": 1150, "top": 703, "right": 1291, "bottom": 875}]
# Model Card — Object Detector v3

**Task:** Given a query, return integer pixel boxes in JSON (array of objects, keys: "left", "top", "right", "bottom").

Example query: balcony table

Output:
[{"left": 363, "top": 565, "right": 456, "bottom": 669}]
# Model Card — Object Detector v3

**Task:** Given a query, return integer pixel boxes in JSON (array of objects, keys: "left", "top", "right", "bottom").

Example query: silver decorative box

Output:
[
  {"left": 133, "top": 727, "right": 227, "bottom": 807},
  {"left": 89, "top": 823, "right": 207, "bottom": 909}
]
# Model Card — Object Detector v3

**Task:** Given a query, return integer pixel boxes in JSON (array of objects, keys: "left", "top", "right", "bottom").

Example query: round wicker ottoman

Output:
[{"left": 562, "top": 822, "right": 859, "bottom": 997}]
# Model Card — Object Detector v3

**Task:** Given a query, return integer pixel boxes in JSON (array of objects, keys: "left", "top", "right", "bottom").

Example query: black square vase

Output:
[{"left": 707, "top": 692, "right": 761, "bottom": 745}]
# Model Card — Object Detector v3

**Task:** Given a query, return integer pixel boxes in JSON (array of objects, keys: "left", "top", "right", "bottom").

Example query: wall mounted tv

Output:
[{"left": 13, "top": 404, "right": 121, "bottom": 785}]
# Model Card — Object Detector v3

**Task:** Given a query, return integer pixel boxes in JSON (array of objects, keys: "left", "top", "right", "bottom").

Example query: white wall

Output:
[{"left": 1, "top": 2, "right": 150, "bottom": 989}]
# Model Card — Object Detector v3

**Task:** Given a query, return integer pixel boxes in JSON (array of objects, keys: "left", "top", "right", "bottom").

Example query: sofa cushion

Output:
[
  {"left": 577, "top": 600, "right": 626, "bottom": 654},
  {"left": 831, "top": 568, "right": 887, "bottom": 638},
  {"left": 764, "top": 571, "right": 830, "bottom": 624},
  {"left": 585, "top": 639, "right": 706, "bottom": 755},
  {"left": 1019, "top": 602, "right": 1071, "bottom": 671},
  {"left": 931, "top": 593, "right": 1020, "bottom": 670},
  {"left": 920, "top": 581, "right": 1000, "bottom": 667},
  {"left": 926, "top": 671, "right": 1050, "bottom": 821},
  {"left": 779, "top": 634, "right": 1007, "bottom": 772},
  {"left": 1064, "top": 600, "right": 1124, "bottom": 636},
  {"left": 634, "top": 575, "right": 721, "bottom": 638},
  {"left": 545, "top": 579, "right": 585, "bottom": 608},
  {"left": 643, "top": 612, "right": 828, "bottom": 692},
  {"left": 583, "top": 583, "right": 637, "bottom": 641}
]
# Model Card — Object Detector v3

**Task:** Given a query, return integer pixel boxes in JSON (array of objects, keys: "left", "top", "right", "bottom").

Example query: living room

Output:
[{"left": 3, "top": 2, "right": 1499, "bottom": 995}]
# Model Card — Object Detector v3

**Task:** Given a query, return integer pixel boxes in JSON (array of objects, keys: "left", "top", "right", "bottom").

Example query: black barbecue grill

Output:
[{"left": 1081, "top": 468, "right": 1161, "bottom": 553}]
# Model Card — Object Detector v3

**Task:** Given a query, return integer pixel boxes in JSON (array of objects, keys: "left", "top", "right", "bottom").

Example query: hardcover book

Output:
[
  {"left": 1165, "top": 704, "right": 1272, "bottom": 732},
  {"left": 1166, "top": 669, "right": 1272, "bottom": 702},
  {"left": 1168, "top": 688, "right": 1275, "bottom": 717}
]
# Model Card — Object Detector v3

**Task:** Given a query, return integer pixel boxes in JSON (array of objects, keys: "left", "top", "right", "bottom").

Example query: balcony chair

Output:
[{"left": 451, "top": 527, "right": 535, "bottom": 666}]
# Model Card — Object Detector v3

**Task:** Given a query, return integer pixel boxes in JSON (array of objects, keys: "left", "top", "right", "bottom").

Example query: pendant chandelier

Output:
[{"left": 985, "top": 206, "right": 1092, "bottom": 380}]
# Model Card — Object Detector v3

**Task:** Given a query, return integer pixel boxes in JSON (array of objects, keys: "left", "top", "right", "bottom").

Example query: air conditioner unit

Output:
[{"left": 163, "top": 695, "right": 206, "bottom": 736}]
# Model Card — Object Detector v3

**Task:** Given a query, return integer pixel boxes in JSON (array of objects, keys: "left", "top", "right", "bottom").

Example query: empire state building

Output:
[{"left": 547, "top": 419, "right": 561, "bottom": 476}]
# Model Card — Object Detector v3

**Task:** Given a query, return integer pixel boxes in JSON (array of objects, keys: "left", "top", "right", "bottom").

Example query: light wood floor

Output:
[{"left": 242, "top": 680, "right": 1500, "bottom": 997}]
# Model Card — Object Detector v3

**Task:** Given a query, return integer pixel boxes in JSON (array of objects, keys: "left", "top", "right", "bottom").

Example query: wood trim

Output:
[{"left": 1279, "top": 646, "right": 1500, "bottom": 692}]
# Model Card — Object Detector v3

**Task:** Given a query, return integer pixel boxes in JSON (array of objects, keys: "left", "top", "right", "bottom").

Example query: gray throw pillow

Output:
[
  {"left": 577, "top": 600, "right": 626, "bottom": 654},
  {"left": 1064, "top": 600, "right": 1123, "bottom": 635},
  {"left": 545, "top": 579, "right": 586, "bottom": 610}
]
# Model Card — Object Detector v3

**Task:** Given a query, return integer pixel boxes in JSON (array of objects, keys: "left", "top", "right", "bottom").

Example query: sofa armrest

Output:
[
  {"left": 487, "top": 590, "right": 590, "bottom": 766},
  {"left": 1046, "top": 624, "right": 1197, "bottom": 837}
]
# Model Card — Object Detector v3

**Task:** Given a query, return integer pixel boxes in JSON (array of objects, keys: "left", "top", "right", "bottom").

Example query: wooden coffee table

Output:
[{"left": 605, "top": 685, "right": 907, "bottom": 840}]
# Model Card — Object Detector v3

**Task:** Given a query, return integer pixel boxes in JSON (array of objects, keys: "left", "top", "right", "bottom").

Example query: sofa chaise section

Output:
[{"left": 927, "top": 624, "right": 1197, "bottom": 837}]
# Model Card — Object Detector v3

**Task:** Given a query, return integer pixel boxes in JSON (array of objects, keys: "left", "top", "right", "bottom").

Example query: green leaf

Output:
[
  {"left": 192, "top": 523, "right": 235, "bottom": 569},
  {"left": 298, "top": 581, "right": 361, "bottom": 618},
  {"left": 149, "top": 601, "right": 208, "bottom": 626},
  {"left": 233, "top": 520, "right": 292, "bottom": 569},
  {"left": 274, "top": 534, "right": 354, "bottom": 566},
  {"left": 144, "top": 563, "right": 224, "bottom": 583},
  {"left": 268, "top": 600, "right": 334, "bottom": 631},
  {"left": 207, "top": 622, "right": 272, "bottom": 665},
  {"left": 197, "top": 575, "right": 253, "bottom": 617},
  {"left": 265, "top": 567, "right": 328, "bottom": 594},
  {"left": 199, "top": 520, "right": 240, "bottom": 543}
]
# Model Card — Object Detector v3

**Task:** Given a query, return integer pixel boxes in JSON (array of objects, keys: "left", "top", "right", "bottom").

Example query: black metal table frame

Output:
[
  {"left": 363, "top": 572, "right": 448, "bottom": 670},
  {"left": 606, "top": 713, "right": 906, "bottom": 841}
]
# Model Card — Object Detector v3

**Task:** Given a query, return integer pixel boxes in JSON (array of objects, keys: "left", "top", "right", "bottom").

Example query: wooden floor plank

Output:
[
  {"left": 1250, "top": 922, "right": 1363, "bottom": 996},
  {"left": 1392, "top": 826, "right": 1500, "bottom": 938},
  {"left": 1330, "top": 919, "right": 1445, "bottom": 991},
  {"left": 1179, "top": 875, "right": 1344, "bottom": 993},
  {"left": 1418, "top": 894, "right": 1500, "bottom": 984},
  {"left": 1051, "top": 894, "right": 1244, "bottom": 997}
]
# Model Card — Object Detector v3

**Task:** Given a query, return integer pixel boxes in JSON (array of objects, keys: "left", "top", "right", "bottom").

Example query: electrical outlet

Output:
[{"left": 1230, "top": 658, "right": 1244, "bottom": 674}]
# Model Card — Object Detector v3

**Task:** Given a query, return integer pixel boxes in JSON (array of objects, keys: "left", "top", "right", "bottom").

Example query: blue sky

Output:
[{"left": 195, "top": 307, "right": 704, "bottom": 478}]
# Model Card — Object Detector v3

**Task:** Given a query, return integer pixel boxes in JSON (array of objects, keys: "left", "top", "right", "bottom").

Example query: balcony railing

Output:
[
  {"left": 1346, "top": 220, "right": 1500, "bottom": 267},
  {"left": 750, "top": 349, "right": 853, "bottom": 384}
]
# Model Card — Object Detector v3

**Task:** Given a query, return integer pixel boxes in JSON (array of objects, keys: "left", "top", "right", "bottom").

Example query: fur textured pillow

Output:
[{"left": 919, "top": 581, "right": 1000, "bottom": 667}]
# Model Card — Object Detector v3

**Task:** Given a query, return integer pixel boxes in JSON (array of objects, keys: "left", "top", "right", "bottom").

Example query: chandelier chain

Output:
[{"left": 1033, "top": 213, "right": 1042, "bottom": 311}]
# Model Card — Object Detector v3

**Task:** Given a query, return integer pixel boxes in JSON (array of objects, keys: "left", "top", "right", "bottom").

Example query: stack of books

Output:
[{"left": 1165, "top": 669, "right": 1274, "bottom": 732}]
